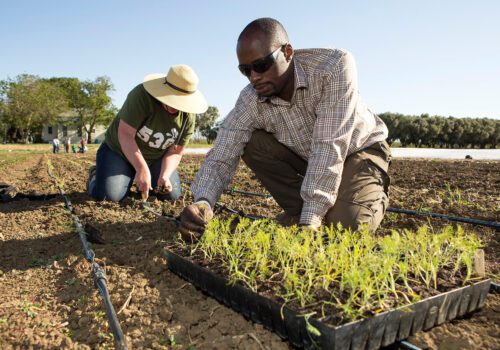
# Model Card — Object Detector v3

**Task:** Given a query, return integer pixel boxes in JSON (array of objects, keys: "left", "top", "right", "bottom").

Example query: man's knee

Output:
[
  {"left": 325, "top": 194, "right": 388, "bottom": 232},
  {"left": 242, "top": 130, "right": 275, "bottom": 161},
  {"left": 242, "top": 130, "right": 298, "bottom": 169}
]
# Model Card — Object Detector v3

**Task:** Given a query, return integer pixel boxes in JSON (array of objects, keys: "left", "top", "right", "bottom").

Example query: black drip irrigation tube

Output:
[
  {"left": 182, "top": 182, "right": 499, "bottom": 230},
  {"left": 386, "top": 207, "right": 500, "bottom": 229},
  {"left": 47, "top": 163, "right": 128, "bottom": 350},
  {"left": 389, "top": 341, "right": 424, "bottom": 350},
  {"left": 181, "top": 181, "right": 272, "bottom": 199}
]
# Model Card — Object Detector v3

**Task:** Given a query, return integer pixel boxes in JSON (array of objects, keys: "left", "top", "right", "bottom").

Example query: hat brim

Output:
[{"left": 143, "top": 73, "right": 208, "bottom": 114}]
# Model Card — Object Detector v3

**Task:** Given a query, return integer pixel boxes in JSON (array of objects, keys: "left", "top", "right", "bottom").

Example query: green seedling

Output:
[
  {"left": 66, "top": 277, "right": 78, "bottom": 286},
  {"left": 19, "top": 302, "right": 41, "bottom": 318},
  {"left": 29, "top": 258, "right": 48, "bottom": 268},
  {"left": 95, "top": 310, "right": 106, "bottom": 320},
  {"left": 52, "top": 253, "right": 66, "bottom": 261},
  {"left": 111, "top": 239, "right": 123, "bottom": 246},
  {"left": 155, "top": 238, "right": 167, "bottom": 245},
  {"left": 383, "top": 212, "right": 399, "bottom": 223},
  {"left": 168, "top": 334, "right": 182, "bottom": 346},
  {"left": 444, "top": 182, "right": 469, "bottom": 206},
  {"left": 75, "top": 295, "right": 89, "bottom": 306},
  {"left": 98, "top": 332, "right": 113, "bottom": 341}
]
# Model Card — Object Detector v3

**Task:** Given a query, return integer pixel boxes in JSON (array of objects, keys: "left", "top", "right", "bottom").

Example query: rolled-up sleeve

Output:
[{"left": 300, "top": 52, "right": 360, "bottom": 226}]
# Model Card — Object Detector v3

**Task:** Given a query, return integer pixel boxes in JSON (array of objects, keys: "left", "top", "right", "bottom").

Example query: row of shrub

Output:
[{"left": 379, "top": 113, "right": 499, "bottom": 148}]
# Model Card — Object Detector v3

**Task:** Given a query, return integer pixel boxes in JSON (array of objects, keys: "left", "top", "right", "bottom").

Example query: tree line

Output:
[
  {"left": 0, "top": 74, "right": 219, "bottom": 144},
  {"left": 2, "top": 74, "right": 497, "bottom": 148},
  {"left": 379, "top": 113, "right": 499, "bottom": 149}
]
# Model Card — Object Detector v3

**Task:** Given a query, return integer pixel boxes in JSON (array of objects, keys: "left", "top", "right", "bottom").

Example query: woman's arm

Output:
[
  {"left": 157, "top": 144, "right": 186, "bottom": 191},
  {"left": 118, "top": 119, "right": 152, "bottom": 197}
]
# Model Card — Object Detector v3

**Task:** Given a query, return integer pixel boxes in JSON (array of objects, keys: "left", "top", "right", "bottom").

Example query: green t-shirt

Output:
[{"left": 105, "top": 84, "right": 195, "bottom": 163}]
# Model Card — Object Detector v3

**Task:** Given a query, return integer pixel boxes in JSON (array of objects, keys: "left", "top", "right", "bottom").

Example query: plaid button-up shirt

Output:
[{"left": 192, "top": 48, "right": 388, "bottom": 226}]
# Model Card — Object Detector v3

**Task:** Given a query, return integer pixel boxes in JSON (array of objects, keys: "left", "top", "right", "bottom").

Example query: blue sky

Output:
[{"left": 1, "top": 0, "right": 499, "bottom": 119}]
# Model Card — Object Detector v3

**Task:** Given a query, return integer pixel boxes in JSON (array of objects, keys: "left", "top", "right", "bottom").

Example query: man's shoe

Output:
[
  {"left": 275, "top": 212, "right": 300, "bottom": 227},
  {"left": 86, "top": 166, "right": 96, "bottom": 192}
]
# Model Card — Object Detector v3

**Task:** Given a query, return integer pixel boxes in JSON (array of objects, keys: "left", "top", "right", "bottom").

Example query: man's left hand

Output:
[{"left": 299, "top": 223, "right": 321, "bottom": 232}]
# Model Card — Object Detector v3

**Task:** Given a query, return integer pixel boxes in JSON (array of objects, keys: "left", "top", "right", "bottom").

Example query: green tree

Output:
[
  {"left": 378, "top": 112, "right": 401, "bottom": 145},
  {"left": 441, "top": 117, "right": 455, "bottom": 148},
  {"left": 489, "top": 119, "right": 500, "bottom": 148},
  {"left": 0, "top": 74, "right": 67, "bottom": 142},
  {"left": 196, "top": 106, "right": 219, "bottom": 142},
  {"left": 427, "top": 116, "right": 444, "bottom": 148},
  {"left": 0, "top": 98, "right": 6, "bottom": 142},
  {"left": 450, "top": 118, "right": 466, "bottom": 148},
  {"left": 399, "top": 116, "right": 420, "bottom": 147},
  {"left": 51, "top": 76, "right": 115, "bottom": 143}
]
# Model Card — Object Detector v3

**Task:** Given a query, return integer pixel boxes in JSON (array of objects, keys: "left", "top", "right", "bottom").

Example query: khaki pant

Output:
[{"left": 242, "top": 130, "right": 391, "bottom": 232}]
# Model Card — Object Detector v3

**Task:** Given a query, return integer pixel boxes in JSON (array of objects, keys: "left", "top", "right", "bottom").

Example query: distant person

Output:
[
  {"left": 87, "top": 64, "right": 207, "bottom": 202},
  {"left": 52, "top": 137, "right": 60, "bottom": 154},
  {"left": 71, "top": 144, "right": 77, "bottom": 154},
  {"left": 80, "top": 137, "right": 87, "bottom": 153},
  {"left": 63, "top": 138, "right": 70, "bottom": 153},
  {"left": 179, "top": 18, "right": 391, "bottom": 239}
]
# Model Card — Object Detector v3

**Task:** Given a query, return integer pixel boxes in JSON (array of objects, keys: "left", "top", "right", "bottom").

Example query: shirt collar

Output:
[{"left": 257, "top": 59, "right": 309, "bottom": 103}]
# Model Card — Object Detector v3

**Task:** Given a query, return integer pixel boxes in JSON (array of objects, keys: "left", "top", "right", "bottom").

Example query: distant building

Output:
[{"left": 41, "top": 110, "right": 106, "bottom": 143}]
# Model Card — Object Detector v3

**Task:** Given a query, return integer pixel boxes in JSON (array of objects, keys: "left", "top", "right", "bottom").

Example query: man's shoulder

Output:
[
  {"left": 295, "top": 47, "right": 348, "bottom": 58},
  {"left": 238, "top": 84, "right": 259, "bottom": 105},
  {"left": 295, "top": 48, "right": 349, "bottom": 71}
]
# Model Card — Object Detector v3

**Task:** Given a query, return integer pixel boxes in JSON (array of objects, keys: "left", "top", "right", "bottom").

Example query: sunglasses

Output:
[{"left": 238, "top": 45, "right": 284, "bottom": 77}]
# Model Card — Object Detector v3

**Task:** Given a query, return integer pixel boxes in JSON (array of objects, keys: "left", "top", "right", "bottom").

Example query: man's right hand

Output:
[
  {"left": 179, "top": 202, "right": 214, "bottom": 242},
  {"left": 134, "top": 168, "right": 152, "bottom": 199}
]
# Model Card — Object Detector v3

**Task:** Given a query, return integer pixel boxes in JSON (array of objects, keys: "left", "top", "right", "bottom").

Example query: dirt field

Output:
[{"left": 0, "top": 146, "right": 498, "bottom": 349}]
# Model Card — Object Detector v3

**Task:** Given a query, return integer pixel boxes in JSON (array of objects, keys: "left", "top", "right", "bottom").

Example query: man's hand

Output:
[
  {"left": 179, "top": 202, "right": 214, "bottom": 242},
  {"left": 299, "top": 223, "right": 321, "bottom": 232},
  {"left": 134, "top": 167, "right": 152, "bottom": 199},
  {"left": 156, "top": 176, "right": 173, "bottom": 193}
]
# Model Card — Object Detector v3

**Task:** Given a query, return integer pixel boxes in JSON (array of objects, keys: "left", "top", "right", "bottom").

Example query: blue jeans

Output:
[{"left": 88, "top": 142, "right": 182, "bottom": 202}]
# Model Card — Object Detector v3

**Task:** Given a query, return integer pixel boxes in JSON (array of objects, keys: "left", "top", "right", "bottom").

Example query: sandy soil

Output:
[{"left": 0, "top": 149, "right": 498, "bottom": 349}]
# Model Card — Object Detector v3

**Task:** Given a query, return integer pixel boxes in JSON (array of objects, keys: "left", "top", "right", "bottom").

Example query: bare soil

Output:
[{"left": 0, "top": 148, "right": 498, "bottom": 349}]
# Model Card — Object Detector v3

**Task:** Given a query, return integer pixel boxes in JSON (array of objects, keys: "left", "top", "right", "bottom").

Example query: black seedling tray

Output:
[{"left": 164, "top": 250, "right": 491, "bottom": 350}]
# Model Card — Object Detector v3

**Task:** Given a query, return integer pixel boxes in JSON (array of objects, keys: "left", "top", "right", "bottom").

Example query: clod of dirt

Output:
[
  {"left": 0, "top": 183, "right": 17, "bottom": 202},
  {"left": 158, "top": 307, "right": 173, "bottom": 321},
  {"left": 84, "top": 223, "right": 106, "bottom": 244}
]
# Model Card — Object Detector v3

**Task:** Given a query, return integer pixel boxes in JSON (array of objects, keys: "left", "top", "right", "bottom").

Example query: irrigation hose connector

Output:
[{"left": 92, "top": 264, "right": 108, "bottom": 286}]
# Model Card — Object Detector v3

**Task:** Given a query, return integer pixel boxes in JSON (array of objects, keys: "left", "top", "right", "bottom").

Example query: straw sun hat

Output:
[{"left": 143, "top": 64, "right": 208, "bottom": 114}]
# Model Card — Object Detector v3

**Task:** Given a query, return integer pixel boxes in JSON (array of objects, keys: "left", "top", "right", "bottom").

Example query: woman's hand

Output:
[
  {"left": 134, "top": 167, "right": 152, "bottom": 199},
  {"left": 157, "top": 175, "right": 173, "bottom": 193}
]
